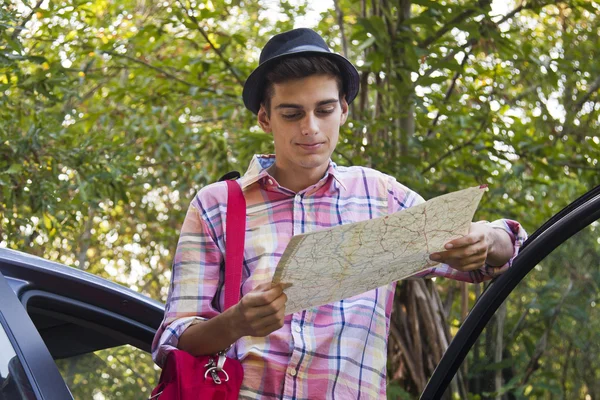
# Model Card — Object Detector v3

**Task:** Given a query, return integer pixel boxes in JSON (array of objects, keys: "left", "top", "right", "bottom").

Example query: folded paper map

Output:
[{"left": 272, "top": 186, "right": 487, "bottom": 314}]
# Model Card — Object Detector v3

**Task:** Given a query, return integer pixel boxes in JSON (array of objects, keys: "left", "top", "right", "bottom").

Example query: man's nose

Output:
[{"left": 300, "top": 114, "right": 319, "bottom": 136}]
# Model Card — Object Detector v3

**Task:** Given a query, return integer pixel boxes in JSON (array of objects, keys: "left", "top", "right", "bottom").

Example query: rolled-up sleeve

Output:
[{"left": 151, "top": 191, "right": 225, "bottom": 367}]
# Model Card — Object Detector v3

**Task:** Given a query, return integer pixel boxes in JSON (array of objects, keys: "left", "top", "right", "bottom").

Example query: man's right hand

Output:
[
  {"left": 178, "top": 282, "right": 287, "bottom": 356},
  {"left": 229, "top": 282, "right": 287, "bottom": 338}
]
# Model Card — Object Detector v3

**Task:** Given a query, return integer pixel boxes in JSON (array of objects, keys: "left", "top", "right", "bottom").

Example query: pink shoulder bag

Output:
[{"left": 150, "top": 179, "right": 246, "bottom": 400}]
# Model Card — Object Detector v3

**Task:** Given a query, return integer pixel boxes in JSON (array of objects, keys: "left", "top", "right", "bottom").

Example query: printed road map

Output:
[{"left": 272, "top": 186, "right": 487, "bottom": 314}]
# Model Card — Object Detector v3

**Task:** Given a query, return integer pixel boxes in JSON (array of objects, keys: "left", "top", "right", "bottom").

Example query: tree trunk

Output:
[
  {"left": 382, "top": 0, "right": 465, "bottom": 396},
  {"left": 389, "top": 280, "right": 466, "bottom": 397},
  {"left": 494, "top": 302, "right": 506, "bottom": 400},
  {"left": 396, "top": 0, "right": 414, "bottom": 158}
]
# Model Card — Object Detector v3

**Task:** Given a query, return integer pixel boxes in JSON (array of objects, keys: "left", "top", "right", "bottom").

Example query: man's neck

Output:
[{"left": 267, "top": 163, "right": 329, "bottom": 193}]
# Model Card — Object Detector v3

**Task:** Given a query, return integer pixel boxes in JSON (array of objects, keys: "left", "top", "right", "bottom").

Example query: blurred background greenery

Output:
[{"left": 1, "top": 0, "right": 599, "bottom": 398}]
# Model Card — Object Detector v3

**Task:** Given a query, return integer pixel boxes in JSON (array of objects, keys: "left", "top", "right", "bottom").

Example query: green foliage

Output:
[
  {"left": 55, "top": 345, "right": 159, "bottom": 398},
  {"left": 386, "top": 383, "right": 416, "bottom": 399},
  {"left": 1, "top": 0, "right": 275, "bottom": 301},
  {"left": 2, "top": 0, "right": 600, "bottom": 398},
  {"left": 316, "top": 0, "right": 600, "bottom": 230}
]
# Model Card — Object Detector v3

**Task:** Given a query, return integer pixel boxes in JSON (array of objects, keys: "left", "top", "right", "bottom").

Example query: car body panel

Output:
[
  {"left": 0, "top": 248, "right": 166, "bottom": 399},
  {"left": 0, "top": 272, "right": 72, "bottom": 399},
  {"left": 0, "top": 249, "right": 164, "bottom": 331}
]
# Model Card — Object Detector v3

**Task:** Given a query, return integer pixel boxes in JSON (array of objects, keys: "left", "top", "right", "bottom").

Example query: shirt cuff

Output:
[
  {"left": 152, "top": 316, "right": 206, "bottom": 367},
  {"left": 480, "top": 219, "right": 527, "bottom": 278}
]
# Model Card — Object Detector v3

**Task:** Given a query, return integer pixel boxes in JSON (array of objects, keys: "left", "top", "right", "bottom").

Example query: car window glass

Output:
[
  {"left": 54, "top": 344, "right": 160, "bottom": 399},
  {"left": 444, "top": 220, "right": 600, "bottom": 399},
  {"left": 0, "top": 322, "right": 36, "bottom": 400}
]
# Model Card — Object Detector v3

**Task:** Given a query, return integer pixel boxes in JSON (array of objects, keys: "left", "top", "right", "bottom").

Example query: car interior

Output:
[{"left": 21, "top": 290, "right": 154, "bottom": 359}]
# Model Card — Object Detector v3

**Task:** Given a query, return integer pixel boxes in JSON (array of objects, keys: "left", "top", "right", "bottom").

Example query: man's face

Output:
[{"left": 258, "top": 74, "right": 348, "bottom": 176}]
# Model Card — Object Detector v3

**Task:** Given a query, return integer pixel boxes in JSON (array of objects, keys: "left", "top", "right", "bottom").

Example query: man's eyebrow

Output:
[
  {"left": 316, "top": 99, "right": 339, "bottom": 107},
  {"left": 274, "top": 103, "right": 302, "bottom": 110},
  {"left": 274, "top": 99, "right": 339, "bottom": 110}
]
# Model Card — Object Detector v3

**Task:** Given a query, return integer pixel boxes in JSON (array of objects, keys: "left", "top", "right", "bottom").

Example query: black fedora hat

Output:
[{"left": 242, "top": 28, "right": 360, "bottom": 115}]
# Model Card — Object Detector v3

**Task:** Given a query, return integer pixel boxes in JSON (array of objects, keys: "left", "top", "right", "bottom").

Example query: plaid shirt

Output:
[{"left": 153, "top": 155, "right": 526, "bottom": 399}]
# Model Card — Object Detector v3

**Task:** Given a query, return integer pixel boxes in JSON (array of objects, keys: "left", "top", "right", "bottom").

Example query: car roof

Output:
[{"left": 0, "top": 248, "right": 164, "bottom": 330}]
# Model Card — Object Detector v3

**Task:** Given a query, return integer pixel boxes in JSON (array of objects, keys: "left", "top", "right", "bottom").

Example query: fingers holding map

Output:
[{"left": 271, "top": 186, "right": 487, "bottom": 315}]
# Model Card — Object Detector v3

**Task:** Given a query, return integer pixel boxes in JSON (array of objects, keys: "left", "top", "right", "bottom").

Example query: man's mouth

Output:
[{"left": 297, "top": 142, "right": 324, "bottom": 149}]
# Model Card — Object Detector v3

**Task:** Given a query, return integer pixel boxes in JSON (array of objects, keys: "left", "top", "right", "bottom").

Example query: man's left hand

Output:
[{"left": 429, "top": 222, "right": 513, "bottom": 272}]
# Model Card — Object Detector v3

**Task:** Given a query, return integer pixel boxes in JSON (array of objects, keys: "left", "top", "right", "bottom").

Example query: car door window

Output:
[
  {"left": 0, "top": 321, "right": 36, "bottom": 400},
  {"left": 54, "top": 344, "right": 159, "bottom": 399},
  {"left": 21, "top": 291, "right": 160, "bottom": 399},
  {"left": 444, "top": 220, "right": 600, "bottom": 399}
]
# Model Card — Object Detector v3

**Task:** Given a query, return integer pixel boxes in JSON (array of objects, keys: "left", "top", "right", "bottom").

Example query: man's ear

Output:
[
  {"left": 339, "top": 97, "right": 349, "bottom": 125},
  {"left": 257, "top": 105, "right": 272, "bottom": 133}
]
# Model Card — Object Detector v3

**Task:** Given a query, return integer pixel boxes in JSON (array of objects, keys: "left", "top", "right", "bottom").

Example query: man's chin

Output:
[{"left": 297, "top": 156, "right": 330, "bottom": 171}]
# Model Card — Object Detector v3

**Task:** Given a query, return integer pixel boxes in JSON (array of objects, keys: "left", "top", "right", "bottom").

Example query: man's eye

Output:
[
  {"left": 317, "top": 108, "right": 335, "bottom": 114},
  {"left": 282, "top": 113, "right": 301, "bottom": 119}
]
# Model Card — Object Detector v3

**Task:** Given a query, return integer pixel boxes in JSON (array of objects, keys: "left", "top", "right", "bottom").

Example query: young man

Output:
[{"left": 153, "top": 28, "right": 526, "bottom": 399}]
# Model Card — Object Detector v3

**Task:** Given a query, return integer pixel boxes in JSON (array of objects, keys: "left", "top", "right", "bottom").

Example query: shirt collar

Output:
[{"left": 239, "top": 154, "right": 347, "bottom": 191}]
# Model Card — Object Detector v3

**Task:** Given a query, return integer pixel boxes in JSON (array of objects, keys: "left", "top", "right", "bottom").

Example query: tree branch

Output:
[
  {"left": 113, "top": 354, "right": 148, "bottom": 384},
  {"left": 333, "top": 0, "right": 349, "bottom": 58},
  {"left": 418, "top": 0, "right": 533, "bottom": 50},
  {"left": 419, "top": 40, "right": 475, "bottom": 79},
  {"left": 76, "top": 206, "right": 95, "bottom": 269},
  {"left": 507, "top": 306, "right": 529, "bottom": 344},
  {"left": 418, "top": 1, "right": 490, "bottom": 49},
  {"left": 491, "top": 1, "right": 535, "bottom": 26},
  {"left": 421, "top": 118, "right": 489, "bottom": 174},
  {"left": 80, "top": 77, "right": 113, "bottom": 103},
  {"left": 389, "top": 320, "right": 422, "bottom": 388},
  {"left": 413, "top": 281, "right": 444, "bottom": 362},
  {"left": 176, "top": 0, "right": 244, "bottom": 87},
  {"left": 100, "top": 49, "right": 237, "bottom": 99},
  {"left": 494, "top": 302, "right": 507, "bottom": 398},
  {"left": 333, "top": 0, "right": 354, "bottom": 116},
  {"left": 561, "top": 340, "right": 572, "bottom": 396},
  {"left": 426, "top": 47, "right": 471, "bottom": 137},
  {"left": 407, "top": 282, "right": 427, "bottom": 387},
  {"left": 421, "top": 137, "right": 477, "bottom": 175},
  {"left": 11, "top": 0, "right": 44, "bottom": 41},
  {"left": 574, "top": 75, "right": 600, "bottom": 111},
  {"left": 548, "top": 161, "right": 600, "bottom": 171},
  {"left": 521, "top": 279, "right": 573, "bottom": 385}
]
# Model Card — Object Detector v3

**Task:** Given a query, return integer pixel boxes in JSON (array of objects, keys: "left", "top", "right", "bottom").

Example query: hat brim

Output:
[{"left": 242, "top": 49, "right": 360, "bottom": 115}]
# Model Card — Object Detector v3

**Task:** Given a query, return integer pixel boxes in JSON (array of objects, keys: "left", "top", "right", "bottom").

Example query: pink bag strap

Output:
[{"left": 224, "top": 180, "right": 246, "bottom": 310}]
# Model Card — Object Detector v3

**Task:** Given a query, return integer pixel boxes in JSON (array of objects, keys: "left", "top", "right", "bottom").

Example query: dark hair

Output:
[{"left": 261, "top": 55, "right": 345, "bottom": 115}]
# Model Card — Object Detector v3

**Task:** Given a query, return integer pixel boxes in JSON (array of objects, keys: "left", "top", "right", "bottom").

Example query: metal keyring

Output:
[{"left": 204, "top": 367, "right": 230, "bottom": 383}]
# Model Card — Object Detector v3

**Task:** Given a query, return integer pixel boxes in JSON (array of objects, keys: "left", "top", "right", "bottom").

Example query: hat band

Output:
[{"left": 267, "top": 44, "right": 333, "bottom": 62}]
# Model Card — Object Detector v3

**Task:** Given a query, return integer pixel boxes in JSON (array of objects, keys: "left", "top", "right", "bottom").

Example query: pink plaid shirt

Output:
[{"left": 153, "top": 155, "right": 526, "bottom": 399}]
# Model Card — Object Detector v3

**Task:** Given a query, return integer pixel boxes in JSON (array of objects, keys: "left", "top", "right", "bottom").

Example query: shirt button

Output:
[
  {"left": 267, "top": 179, "right": 273, "bottom": 185},
  {"left": 294, "top": 326, "right": 302, "bottom": 333},
  {"left": 287, "top": 368, "right": 297, "bottom": 377}
]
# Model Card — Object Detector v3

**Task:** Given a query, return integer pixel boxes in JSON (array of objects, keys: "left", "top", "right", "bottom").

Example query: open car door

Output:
[{"left": 421, "top": 185, "right": 600, "bottom": 399}]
